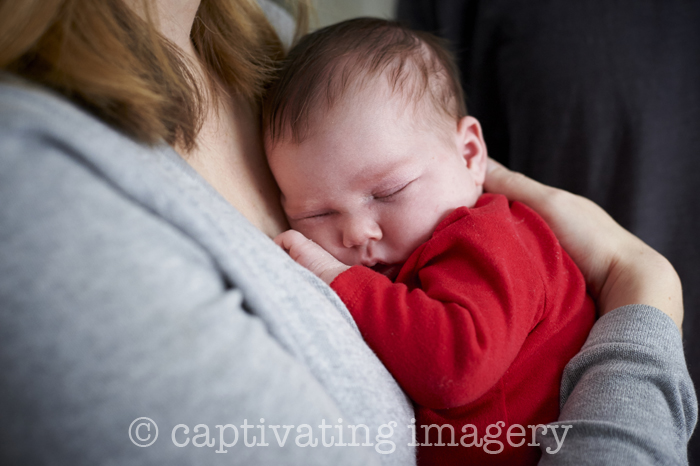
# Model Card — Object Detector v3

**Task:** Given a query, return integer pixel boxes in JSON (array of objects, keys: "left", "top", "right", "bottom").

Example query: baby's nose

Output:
[{"left": 342, "top": 217, "right": 382, "bottom": 248}]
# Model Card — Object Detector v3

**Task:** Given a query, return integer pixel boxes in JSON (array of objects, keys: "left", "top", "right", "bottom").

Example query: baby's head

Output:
[{"left": 264, "top": 18, "right": 487, "bottom": 273}]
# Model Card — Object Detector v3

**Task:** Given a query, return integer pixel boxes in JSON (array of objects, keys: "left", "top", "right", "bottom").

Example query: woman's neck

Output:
[
  {"left": 126, "top": 0, "right": 289, "bottom": 237},
  {"left": 125, "top": 0, "right": 200, "bottom": 56},
  {"left": 185, "top": 91, "right": 290, "bottom": 237}
]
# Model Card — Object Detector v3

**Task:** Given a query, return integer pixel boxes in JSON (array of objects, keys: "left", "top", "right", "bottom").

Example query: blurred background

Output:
[{"left": 312, "top": 0, "right": 397, "bottom": 28}]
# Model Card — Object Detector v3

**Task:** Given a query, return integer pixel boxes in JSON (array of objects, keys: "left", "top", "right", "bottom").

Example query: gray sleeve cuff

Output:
[
  {"left": 538, "top": 305, "right": 697, "bottom": 465},
  {"left": 581, "top": 304, "right": 682, "bottom": 353}
]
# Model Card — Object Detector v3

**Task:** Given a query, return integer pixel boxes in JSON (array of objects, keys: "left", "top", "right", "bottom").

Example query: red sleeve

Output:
[{"left": 330, "top": 195, "right": 551, "bottom": 409}]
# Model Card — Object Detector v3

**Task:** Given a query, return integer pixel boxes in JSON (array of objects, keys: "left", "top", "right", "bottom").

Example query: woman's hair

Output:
[
  {"left": 0, "top": 0, "right": 308, "bottom": 150},
  {"left": 263, "top": 17, "right": 466, "bottom": 145}
]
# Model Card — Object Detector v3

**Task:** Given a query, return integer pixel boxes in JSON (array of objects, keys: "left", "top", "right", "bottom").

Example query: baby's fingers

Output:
[
  {"left": 274, "top": 229, "right": 321, "bottom": 266},
  {"left": 274, "top": 229, "right": 307, "bottom": 253}
]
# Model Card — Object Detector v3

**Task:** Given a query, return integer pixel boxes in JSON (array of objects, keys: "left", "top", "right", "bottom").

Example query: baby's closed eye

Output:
[{"left": 372, "top": 179, "right": 416, "bottom": 201}]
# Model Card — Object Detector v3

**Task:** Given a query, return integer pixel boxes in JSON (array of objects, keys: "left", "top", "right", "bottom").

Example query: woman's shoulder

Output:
[
  {"left": 0, "top": 74, "right": 160, "bottom": 177},
  {"left": 1, "top": 74, "right": 108, "bottom": 134},
  {"left": 0, "top": 74, "right": 243, "bottom": 289},
  {"left": 0, "top": 76, "right": 230, "bottom": 299}
]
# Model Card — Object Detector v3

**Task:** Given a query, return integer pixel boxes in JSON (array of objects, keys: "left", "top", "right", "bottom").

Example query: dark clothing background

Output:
[{"left": 397, "top": 0, "right": 700, "bottom": 461}]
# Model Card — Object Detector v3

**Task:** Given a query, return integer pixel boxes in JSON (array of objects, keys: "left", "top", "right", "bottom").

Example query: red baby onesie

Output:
[{"left": 331, "top": 193, "right": 596, "bottom": 465}]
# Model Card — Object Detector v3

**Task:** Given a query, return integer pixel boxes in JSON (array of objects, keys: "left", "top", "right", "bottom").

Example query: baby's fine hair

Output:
[{"left": 263, "top": 17, "right": 466, "bottom": 144}]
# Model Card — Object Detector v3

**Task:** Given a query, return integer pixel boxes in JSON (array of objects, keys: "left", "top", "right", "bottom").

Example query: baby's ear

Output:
[{"left": 457, "top": 116, "right": 488, "bottom": 186}]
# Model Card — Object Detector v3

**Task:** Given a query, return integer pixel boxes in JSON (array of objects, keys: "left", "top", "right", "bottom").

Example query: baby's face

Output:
[{"left": 267, "top": 86, "right": 486, "bottom": 276}]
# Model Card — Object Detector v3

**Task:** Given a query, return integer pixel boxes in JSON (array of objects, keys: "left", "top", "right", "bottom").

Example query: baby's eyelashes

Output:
[
  {"left": 372, "top": 179, "right": 415, "bottom": 201},
  {"left": 299, "top": 211, "right": 334, "bottom": 221},
  {"left": 286, "top": 177, "right": 418, "bottom": 222},
  {"left": 310, "top": 211, "right": 333, "bottom": 218},
  {"left": 285, "top": 208, "right": 335, "bottom": 222}
]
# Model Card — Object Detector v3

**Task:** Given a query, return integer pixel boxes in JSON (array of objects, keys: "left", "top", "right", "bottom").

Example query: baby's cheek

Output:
[
  {"left": 322, "top": 241, "right": 357, "bottom": 267},
  {"left": 395, "top": 215, "right": 440, "bottom": 257}
]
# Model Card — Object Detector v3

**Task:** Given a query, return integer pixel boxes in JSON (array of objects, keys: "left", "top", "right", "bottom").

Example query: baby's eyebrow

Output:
[
  {"left": 363, "top": 160, "right": 422, "bottom": 191},
  {"left": 354, "top": 158, "right": 409, "bottom": 183}
]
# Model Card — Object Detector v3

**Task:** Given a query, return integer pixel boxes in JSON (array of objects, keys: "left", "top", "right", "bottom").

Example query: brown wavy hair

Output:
[{"left": 0, "top": 0, "right": 308, "bottom": 150}]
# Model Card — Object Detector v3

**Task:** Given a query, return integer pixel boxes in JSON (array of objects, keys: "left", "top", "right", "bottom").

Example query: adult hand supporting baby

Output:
[
  {"left": 275, "top": 230, "right": 351, "bottom": 284},
  {"left": 484, "top": 158, "right": 683, "bottom": 332}
]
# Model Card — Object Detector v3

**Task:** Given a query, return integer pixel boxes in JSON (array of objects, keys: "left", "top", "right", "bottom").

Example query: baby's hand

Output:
[{"left": 275, "top": 230, "right": 350, "bottom": 284}]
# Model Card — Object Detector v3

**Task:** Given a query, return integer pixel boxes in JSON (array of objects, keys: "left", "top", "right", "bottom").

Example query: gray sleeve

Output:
[
  {"left": 537, "top": 305, "right": 697, "bottom": 465},
  {"left": 0, "top": 113, "right": 379, "bottom": 465}
]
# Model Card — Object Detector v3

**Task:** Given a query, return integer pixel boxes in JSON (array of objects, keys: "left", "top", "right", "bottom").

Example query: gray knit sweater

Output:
[{"left": 0, "top": 78, "right": 695, "bottom": 465}]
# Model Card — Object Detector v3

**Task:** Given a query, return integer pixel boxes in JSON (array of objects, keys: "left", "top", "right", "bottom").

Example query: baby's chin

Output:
[{"left": 370, "top": 263, "right": 402, "bottom": 281}]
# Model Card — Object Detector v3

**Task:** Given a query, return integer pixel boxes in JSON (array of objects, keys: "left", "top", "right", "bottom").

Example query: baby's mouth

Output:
[{"left": 370, "top": 262, "right": 402, "bottom": 281}]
